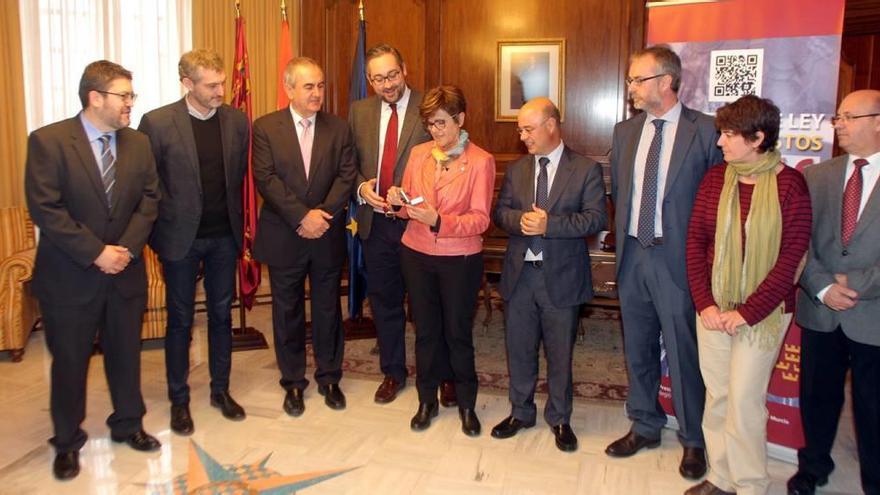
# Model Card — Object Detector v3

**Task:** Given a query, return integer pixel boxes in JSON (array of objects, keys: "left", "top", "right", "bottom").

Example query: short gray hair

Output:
[{"left": 283, "top": 57, "right": 322, "bottom": 87}]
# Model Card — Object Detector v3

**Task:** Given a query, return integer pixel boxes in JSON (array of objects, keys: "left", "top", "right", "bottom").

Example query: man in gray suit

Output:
[
  {"left": 606, "top": 45, "right": 722, "bottom": 479},
  {"left": 491, "top": 97, "right": 607, "bottom": 452},
  {"left": 349, "top": 44, "right": 434, "bottom": 404},
  {"left": 138, "top": 49, "right": 250, "bottom": 435},
  {"left": 789, "top": 89, "right": 880, "bottom": 495}
]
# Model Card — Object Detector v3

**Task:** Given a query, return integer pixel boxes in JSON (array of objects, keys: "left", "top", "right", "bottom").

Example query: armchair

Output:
[{"left": 0, "top": 207, "right": 39, "bottom": 361}]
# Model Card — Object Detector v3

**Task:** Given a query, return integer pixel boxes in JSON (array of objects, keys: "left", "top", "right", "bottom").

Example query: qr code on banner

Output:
[{"left": 709, "top": 48, "right": 763, "bottom": 102}]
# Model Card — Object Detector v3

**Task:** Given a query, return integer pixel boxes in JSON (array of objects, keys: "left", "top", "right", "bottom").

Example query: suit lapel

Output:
[
  {"left": 364, "top": 97, "right": 381, "bottom": 178},
  {"left": 547, "top": 148, "right": 574, "bottom": 210},
  {"left": 172, "top": 99, "right": 201, "bottom": 189},
  {"left": 218, "top": 106, "right": 238, "bottom": 189},
  {"left": 828, "top": 156, "right": 847, "bottom": 246},
  {"left": 664, "top": 107, "right": 697, "bottom": 197},
  {"left": 309, "top": 112, "right": 331, "bottom": 189},
  {"left": 520, "top": 155, "right": 537, "bottom": 206},
  {"left": 434, "top": 146, "right": 470, "bottom": 191},
  {"left": 618, "top": 115, "right": 644, "bottom": 227},
  {"left": 110, "top": 129, "right": 135, "bottom": 213},
  {"left": 851, "top": 155, "right": 880, "bottom": 243},
  {"left": 280, "top": 110, "right": 309, "bottom": 186},
  {"left": 69, "top": 119, "right": 109, "bottom": 210},
  {"left": 396, "top": 92, "right": 421, "bottom": 168}
]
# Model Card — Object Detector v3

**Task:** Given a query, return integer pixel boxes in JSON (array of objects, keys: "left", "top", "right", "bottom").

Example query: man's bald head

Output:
[
  {"left": 835, "top": 89, "right": 880, "bottom": 157},
  {"left": 517, "top": 98, "right": 562, "bottom": 156}
]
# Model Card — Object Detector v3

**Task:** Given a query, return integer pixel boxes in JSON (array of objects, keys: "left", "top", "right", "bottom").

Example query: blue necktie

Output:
[
  {"left": 637, "top": 119, "right": 665, "bottom": 247},
  {"left": 530, "top": 156, "right": 550, "bottom": 256}
]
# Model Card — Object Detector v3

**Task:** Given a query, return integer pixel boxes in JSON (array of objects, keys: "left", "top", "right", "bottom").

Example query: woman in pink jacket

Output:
[{"left": 387, "top": 85, "right": 496, "bottom": 436}]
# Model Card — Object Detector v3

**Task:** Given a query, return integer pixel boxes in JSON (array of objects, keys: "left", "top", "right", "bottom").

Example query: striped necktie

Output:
[{"left": 98, "top": 134, "right": 116, "bottom": 205}]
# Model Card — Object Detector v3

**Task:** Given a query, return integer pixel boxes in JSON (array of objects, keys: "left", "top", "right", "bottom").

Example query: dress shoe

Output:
[
  {"left": 459, "top": 408, "right": 481, "bottom": 437},
  {"left": 52, "top": 451, "right": 79, "bottom": 480},
  {"left": 318, "top": 383, "right": 346, "bottom": 410},
  {"left": 374, "top": 376, "right": 404, "bottom": 404},
  {"left": 491, "top": 416, "right": 536, "bottom": 439},
  {"left": 283, "top": 388, "right": 305, "bottom": 417},
  {"left": 111, "top": 429, "right": 161, "bottom": 452},
  {"left": 684, "top": 480, "right": 735, "bottom": 495},
  {"left": 410, "top": 402, "right": 439, "bottom": 431},
  {"left": 210, "top": 391, "right": 246, "bottom": 421},
  {"left": 440, "top": 380, "right": 457, "bottom": 408},
  {"left": 786, "top": 471, "right": 828, "bottom": 495},
  {"left": 552, "top": 424, "right": 578, "bottom": 452},
  {"left": 170, "top": 404, "right": 194, "bottom": 435},
  {"left": 679, "top": 446, "right": 707, "bottom": 480},
  {"left": 604, "top": 431, "right": 661, "bottom": 457}
]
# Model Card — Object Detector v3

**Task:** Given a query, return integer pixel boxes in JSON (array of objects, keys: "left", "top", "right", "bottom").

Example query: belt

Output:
[
  {"left": 524, "top": 260, "right": 543, "bottom": 268},
  {"left": 629, "top": 235, "right": 663, "bottom": 246}
]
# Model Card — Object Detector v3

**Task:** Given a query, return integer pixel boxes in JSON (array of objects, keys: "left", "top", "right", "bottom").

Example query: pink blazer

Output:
[{"left": 399, "top": 140, "right": 496, "bottom": 256}]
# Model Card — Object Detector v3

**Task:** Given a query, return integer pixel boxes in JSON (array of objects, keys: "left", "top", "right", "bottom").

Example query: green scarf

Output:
[{"left": 711, "top": 150, "right": 784, "bottom": 350}]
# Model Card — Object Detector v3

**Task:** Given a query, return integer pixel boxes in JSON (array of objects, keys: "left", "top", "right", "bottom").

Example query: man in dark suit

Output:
[
  {"left": 138, "top": 49, "right": 249, "bottom": 435},
  {"left": 789, "top": 89, "right": 880, "bottom": 495},
  {"left": 253, "top": 57, "right": 357, "bottom": 417},
  {"left": 606, "top": 45, "right": 722, "bottom": 479},
  {"left": 349, "top": 44, "right": 434, "bottom": 404},
  {"left": 491, "top": 97, "right": 607, "bottom": 452},
  {"left": 24, "top": 60, "right": 161, "bottom": 480}
]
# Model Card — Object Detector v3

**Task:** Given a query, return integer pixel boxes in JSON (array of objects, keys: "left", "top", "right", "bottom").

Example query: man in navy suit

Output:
[
  {"left": 491, "top": 97, "right": 607, "bottom": 452},
  {"left": 606, "top": 45, "right": 722, "bottom": 479}
]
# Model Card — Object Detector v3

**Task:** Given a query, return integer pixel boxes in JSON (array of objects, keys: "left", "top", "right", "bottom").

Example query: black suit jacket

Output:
[
  {"left": 138, "top": 99, "right": 249, "bottom": 261},
  {"left": 493, "top": 146, "right": 608, "bottom": 307},
  {"left": 252, "top": 109, "right": 357, "bottom": 267},
  {"left": 348, "top": 90, "right": 431, "bottom": 239},
  {"left": 25, "top": 115, "right": 160, "bottom": 305}
]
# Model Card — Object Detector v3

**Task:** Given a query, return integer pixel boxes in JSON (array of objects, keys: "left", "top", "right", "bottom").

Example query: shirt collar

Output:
[
  {"left": 536, "top": 140, "right": 565, "bottom": 167},
  {"left": 382, "top": 86, "right": 411, "bottom": 113},
  {"left": 79, "top": 112, "right": 114, "bottom": 143},
  {"left": 289, "top": 106, "right": 317, "bottom": 127},
  {"left": 647, "top": 101, "right": 682, "bottom": 125},
  {"left": 185, "top": 94, "right": 218, "bottom": 120},
  {"left": 850, "top": 151, "right": 880, "bottom": 168}
]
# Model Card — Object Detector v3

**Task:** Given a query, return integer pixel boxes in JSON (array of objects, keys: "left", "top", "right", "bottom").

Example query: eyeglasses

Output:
[
  {"left": 625, "top": 73, "right": 667, "bottom": 86},
  {"left": 425, "top": 114, "right": 459, "bottom": 130},
  {"left": 831, "top": 113, "right": 880, "bottom": 125},
  {"left": 96, "top": 90, "right": 138, "bottom": 104},
  {"left": 368, "top": 69, "right": 402, "bottom": 85},
  {"left": 516, "top": 117, "right": 550, "bottom": 136}
]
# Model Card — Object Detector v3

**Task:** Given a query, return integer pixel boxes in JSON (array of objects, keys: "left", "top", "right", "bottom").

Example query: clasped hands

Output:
[
  {"left": 520, "top": 204, "right": 548, "bottom": 236},
  {"left": 699, "top": 305, "right": 746, "bottom": 335},
  {"left": 823, "top": 273, "right": 858, "bottom": 311},
  {"left": 94, "top": 245, "right": 131, "bottom": 274},
  {"left": 297, "top": 209, "right": 333, "bottom": 239},
  {"left": 386, "top": 186, "right": 438, "bottom": 227}
]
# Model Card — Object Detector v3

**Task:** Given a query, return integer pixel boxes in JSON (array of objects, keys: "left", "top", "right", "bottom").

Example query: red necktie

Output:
[
  {"left": 378, "top": 103, "right": 398, "bottom": 197},
  {"left": 841, "top": 158, "right": 869, "bottom": 246}
]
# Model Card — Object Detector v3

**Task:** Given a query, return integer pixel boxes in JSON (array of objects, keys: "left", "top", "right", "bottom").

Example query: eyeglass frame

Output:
[
  {"left": 516, "top": 117, "right": 551, "bottom": 136},
  {"left": 831, "top": 113, "right": 880, "bottom": 125},
  {"left": 95, "top": 90, "right": 138, "bottom": 104},
  {"left": 368, "top": 69, "right": 403, "bottom": 86},
  {"left": 625, "top": 73, "right": 667, "bottom": 86},
  {"left": 425, "top": 113, "right": 460, "bottom": 131}
]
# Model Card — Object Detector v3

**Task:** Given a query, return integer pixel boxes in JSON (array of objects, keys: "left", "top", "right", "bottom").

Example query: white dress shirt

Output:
[{"left": 524, "top": 140, "right": 565, "bottom": 261}]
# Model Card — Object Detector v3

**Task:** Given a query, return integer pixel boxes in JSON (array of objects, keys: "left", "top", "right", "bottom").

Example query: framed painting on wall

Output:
[{"left": 495, "top": 38, "right": 566, "bottom": 121}]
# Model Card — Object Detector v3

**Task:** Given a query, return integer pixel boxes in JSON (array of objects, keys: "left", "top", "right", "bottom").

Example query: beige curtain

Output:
[
  {"left": 194, "top": 0, "right": 297, "bottom": 119},
  {"left": 0, "top": 0, "right": 27, "bottom": 208}
]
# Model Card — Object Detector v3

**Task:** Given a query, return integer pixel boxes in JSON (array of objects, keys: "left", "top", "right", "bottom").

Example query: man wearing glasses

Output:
[
  {"left": 348, "top": 44, "right": 440, "bottom": 405},
  {"left": 25, "top": 60, "right": 161, "bottom": 480},
  {"left": 606, "top": 45, "right": 722, "bottom": 480},
  {"left": 789, "top": 89, "right": 880, "bottom": 495}
]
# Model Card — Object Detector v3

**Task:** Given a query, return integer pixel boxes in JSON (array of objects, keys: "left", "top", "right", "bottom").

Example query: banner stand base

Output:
[{"left": 232, "top": 327, "right": 269, "bottom": 351}]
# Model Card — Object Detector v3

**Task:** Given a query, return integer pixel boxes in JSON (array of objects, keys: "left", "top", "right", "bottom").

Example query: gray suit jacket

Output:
[
  {"left": 138, "top": 99, "right": 250, "bottom": 261},
  {"left": 348, "top": 90, "right": 431, "bottom": 239},
  {"left": 610, "top": 104, "right": 722, "bottom": 291},
  {"left": 492, "top": 146, "right": 608, "bottom": 307},
  {"left": 797, "top": 155, "right": 880, "bottom": 346}
]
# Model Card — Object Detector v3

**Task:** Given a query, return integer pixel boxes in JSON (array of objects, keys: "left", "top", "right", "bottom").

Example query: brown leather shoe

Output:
[
  {"left": 374, "top": 376, "right": 404, "bottom": 404},
  {"left": 604, "top": 431, "right": 661, "bottom": 457},
  {"left": 684, "top": 480, "right": 735, "bottom": 495},
  {"left": 679, "top": 446, "right": 707, "bottom": 480},
  {"left": 439, "top": 380, "right": 457, "bottom": 408}
]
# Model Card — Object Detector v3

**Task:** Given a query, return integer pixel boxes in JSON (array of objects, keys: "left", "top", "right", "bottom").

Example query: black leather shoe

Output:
[
  {"left": 283, "top": 388, "right": 305, "bottom": 417},
  {"left": 459, "top": 408, "right": 481, "bottom": 437},
  {"left": 491, "top": 416, "right": 536, "bottom": 439},
  {"left": 211, "top": 391, "right": 246, "bottom": 421},
  {"left": 440, "top": 380, "right": 457, "bottom": 408},
  {"left": 410, "top": 402, "right": 439, "bottom": 431},
  {"left": 318, "top": 383, "right": 346, "bottom": 410},
  {"left": 604, "top": 431, "right": 661, "bottom": 457},
  {"left": 110, "top": 429, "right": 161, "bottom": 452},
  {"left": 679, "top": 446, "right": 707, "bottom": 480},
  {"left": 552, "top": 424, "right": 578, "bottom": 452},
  {"left": 787, "top": 471, "right": 828, "bottom": 495},
  {"left": 52, "top": 451, "right": 79, "bottom": 480},
  {"left": 170, "top": 404, "right": 194, "bottom": 435},
  {"left": 685, "top": 480, "right": 735, "bottom": 495}
]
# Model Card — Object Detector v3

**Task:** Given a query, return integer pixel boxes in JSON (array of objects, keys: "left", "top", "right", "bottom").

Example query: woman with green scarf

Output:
[
  {"left": 684, "top": 95, "right": 812, "bottom": 495},
  {"left": 387, "top": 85, "right": 496, "bottom": 436}
]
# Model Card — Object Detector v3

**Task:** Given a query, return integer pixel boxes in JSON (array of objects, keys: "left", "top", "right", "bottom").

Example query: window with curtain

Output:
[{"left": 19, "top": 0, "right": 192, "bottom": 132}]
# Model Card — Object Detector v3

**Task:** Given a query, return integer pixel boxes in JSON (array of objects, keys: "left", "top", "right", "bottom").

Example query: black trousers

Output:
[
  {"left": 401, "top": 246, "right": 482, "bottom": 408},
  {"left": 41, "top": 285, "right": 147, "bottom": 453},
  {"left": 268, "top": 250, "right": 345, "bottom": 391},
  {"left": 799, "top": 325, "right": 880, "bottom": 495},
  {"left": 361, "top": 213, "right": 408, "bottom": 382}
]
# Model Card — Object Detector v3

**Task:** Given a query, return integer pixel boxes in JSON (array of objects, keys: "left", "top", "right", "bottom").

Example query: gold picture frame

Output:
[{"left": 495, "top": 38, "right": 566, "bottom": 122}]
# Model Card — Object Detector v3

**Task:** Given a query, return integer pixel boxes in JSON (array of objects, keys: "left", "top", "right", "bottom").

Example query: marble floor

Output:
[{"left": 0, "top": 304, "right": 864, "bottom": 494}]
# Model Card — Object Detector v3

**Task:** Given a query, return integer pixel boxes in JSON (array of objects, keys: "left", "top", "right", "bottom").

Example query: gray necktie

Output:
[
  {"left": 529, "top": 156, "right": 550, "bottom": 256},
  {"left": 637, "top": 119, "right": 665, "bottom": 247},
  {"left": 98, "top": 134, "right": 116, "bottom": 205}
]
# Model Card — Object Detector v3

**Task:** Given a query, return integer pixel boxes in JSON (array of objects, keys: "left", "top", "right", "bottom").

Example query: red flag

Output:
[
  {"left": 277, "top": 10, "right": 292, "bottom": 110},
  {"left": 231, "top": 13, "right": 261, "bottom": 310}
]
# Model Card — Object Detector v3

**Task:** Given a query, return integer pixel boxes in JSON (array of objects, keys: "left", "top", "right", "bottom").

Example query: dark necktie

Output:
[
  {"left": 637, "top": 119, "right": 665, "bottom": 247},
  {"left": 378, "top": 103, "right": 398, "bottom": 196},
  {"left": 98, "top": 134, "right": 116, "bottom": 205},
  {"left": 841, "top": 158, "right": 869, "bottom": 246},
  {"left": 529, "top": 156, "right": 550, "bottom": 256}
]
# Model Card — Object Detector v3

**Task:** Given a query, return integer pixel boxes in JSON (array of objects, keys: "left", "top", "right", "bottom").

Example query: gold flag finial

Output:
[
  {"left": 281, "top": 0, "right": 287, "bottom": 21},
  {"left": 234, "top": 0, "right": 241, "bottom": 18},
  {"left": 358, "top": 0, "right": 365, "bottom": 21}
]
